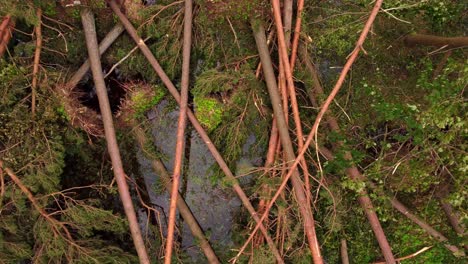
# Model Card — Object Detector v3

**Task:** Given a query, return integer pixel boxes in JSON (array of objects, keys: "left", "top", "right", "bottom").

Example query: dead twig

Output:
[
  {"left": 0, "top": 161, "right": 72, "bottom": 241},
  {"left": 41, "top": 20, "right": 68, "bottom": 52},
  {"left": 373, "top": 246, "right": 433, "bottom": 264},
  {"left": 104, "top": 36, "right": 151, "bottom": 79}
]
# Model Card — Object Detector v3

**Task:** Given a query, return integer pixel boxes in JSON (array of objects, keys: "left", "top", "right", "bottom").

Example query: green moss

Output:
[
  {"left": 131, "top": 85, "right": 166, "bottom": 118},
  {"left": 193, "top": 96, "right": 223, "bottom": 132}
]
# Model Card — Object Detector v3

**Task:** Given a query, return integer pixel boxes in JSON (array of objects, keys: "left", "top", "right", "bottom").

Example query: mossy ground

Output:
[{"left": 0, "top": 0, "right": 466, "bottom": 263}]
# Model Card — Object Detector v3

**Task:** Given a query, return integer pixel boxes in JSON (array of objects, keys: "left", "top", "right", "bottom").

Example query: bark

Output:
[
  {"left": 340, "top": 239, "right": 349, "bottom": 264},
  {"left": 251, "top": 20, "right": 323, "bottom": 264},
  {"left": 0, "top": 15, "right": 13, "bottom": 57},
  {"left": 290, "top": 0, "right": 304, "bottom": 70},
  {"left": 314, "top": 147, "right": 465, "bottom": 258},
  {"left": 432, "top": 51, "right": 452, "bottom": 79},
  {"left": 247, "top": 1, "right": 396, "bottom": 263},
  {"left": 0, "top": 15, "right": 10, "bottom": 39},
  {"left": 271, "top": 0, "right": 309, "bottom": 188},
  {"left": 133, "top": 127, "right": 220, "bottom": 264},
  {"left": 107, "top": 1, "right": 283, "bottom": 262},
  {"left": 80, "top": 9, "right": 150, "bottom": 264},
  {"left": 66, "top": 24, "right": 125, "bottom": 89},
  {"left": 31, "top": 9, "right": 43, "bottom": 118},
  {"left": 165, "top": 0, "right": 193, "bottom": 262},
  {"left": 404, "top": 34, "right": 468, "bottom": 48},
  {"left": 389, "top": 196, "right": 465, "bottom": 257},
  {"left": 440, "top": 201, "right": 467, "bottom": 249},
  {"left": 283, "top": 0, "right": 293, "bottom": 48}
]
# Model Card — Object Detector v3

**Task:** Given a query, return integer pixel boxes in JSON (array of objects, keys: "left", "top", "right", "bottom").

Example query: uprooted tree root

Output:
[{"left": 57, "top": 83, "right": 105, "bottom": 137}]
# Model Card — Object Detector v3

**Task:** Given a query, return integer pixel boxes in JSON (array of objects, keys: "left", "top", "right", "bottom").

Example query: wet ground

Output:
[{"left": 136, "top": 100, "right": 263, "bottom": 261}]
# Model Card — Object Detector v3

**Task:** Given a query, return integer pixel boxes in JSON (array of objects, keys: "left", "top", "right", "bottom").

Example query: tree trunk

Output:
[
  {"left": 107, "top": 1, "right": 284, "bottom": 262},
  {"left": 251, "top": 19, "right": 323, "bottom": 264},
  {"left": 133, "top": 127, "right": 220, "bottom": 264},
  {"left": 404, "top": 34, "right": 468, "bottom": 48},
  {"left": 80, "top": 8, "right": 150, "bottom": 264},
  {"left": 165, "top": 0, "right": 193, "bottom": 262}
]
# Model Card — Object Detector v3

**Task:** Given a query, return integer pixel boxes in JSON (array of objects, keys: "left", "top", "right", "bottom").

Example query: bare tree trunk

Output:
[
  {"left": 165, "top": 0, "right": 193, "bottom": 262},
  {"left": 404, "top": 34, "right": 468, "bottom": 48},
  {"left": 66, "top": 24, "right": 125, "bottom": 89},
  {"left": 299, "top": 45, "right": 396, "bottom": 263},
  {"left": 271, "top": 0, "right": 310, "bottom": 193},
  {"left": 246, "top": 1, "right": 396, "bottom": 262},
  {"left": 251, "top": 19, "right": 323, "bottom": 264},
  {"left": 80, "top": 8, "right": 150, "bottom": 264},
  {"left": 340, "top": 239, "right": 349, "bottom": 264},
  {"left": 440, "top": 201, "right": 466, "bottom": 238},
  {"left": 389, "top": 196, "right": 465, "bottom": 257},
  {"left": 313, "top": 145, "right": 465, "bottom": 258},
  {"left": 290, "top": 0, "right": 304, "bottom": 70},
  {"left": 133, "top": 127, "right": 220, "bottom": 264},
  {"left": 107, "top": 1, "right": 283, "bottom": 262},
  {"left": 283, "top": 0, "right": 293, "bottom": 47}
]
